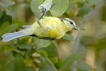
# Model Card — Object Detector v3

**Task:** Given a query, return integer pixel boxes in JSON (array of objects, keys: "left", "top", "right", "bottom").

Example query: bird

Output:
[
  {"left": 2, "top": 6, "right": 78, "bottom": 42},
  {"left": 2, "top": 16, "right": 78, "bottom": 42}
]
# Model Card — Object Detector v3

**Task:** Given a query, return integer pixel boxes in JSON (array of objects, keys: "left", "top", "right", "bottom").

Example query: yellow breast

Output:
[{"left": 31, "top": 16, "right": 67, "bottom": 39}]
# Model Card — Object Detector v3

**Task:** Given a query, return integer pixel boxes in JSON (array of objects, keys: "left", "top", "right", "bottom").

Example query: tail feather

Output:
[{"left": 2, "top": 31, "right": 29, "bottom": 42}]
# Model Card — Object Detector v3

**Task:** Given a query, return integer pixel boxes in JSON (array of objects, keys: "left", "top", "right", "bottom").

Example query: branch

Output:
[
  {"left": 73, "top": 0, "right": 106, "bottom": 52},
  {"left": 72, "top": 0, "right": 106, "bottom": 71}
]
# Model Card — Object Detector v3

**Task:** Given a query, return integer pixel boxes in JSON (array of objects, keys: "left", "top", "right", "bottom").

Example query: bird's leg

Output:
[
  {"left": 37, "top": 6, "right": 46, "bottom": 26},
  {"left": 39, "top": 6, "right": 47, "bottom": 20},
  {"left": 38, "top": 3, "right": 54, "bottom": 26},
  {"left": 39, "top": 3, "right": 54, "bottom": 20}
]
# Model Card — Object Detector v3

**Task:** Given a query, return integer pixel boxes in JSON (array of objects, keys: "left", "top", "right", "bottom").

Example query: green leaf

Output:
[
  {"left": 34, "top": 38, "right": 51, "bottom": 48},
  {"left": 73, "top": 0, "right": 86, "bottom": 3},
  {"left": 39, "top": 0, "right": 53, "bottom": 11},
  {"left": 0, "top": 12, "right": 12, "bottom": 26},
  {"left": 60, "top": 52, "right": 86, "bottom": 71},
  {"left": 77, "top": 3, "right": 91, "bottom": 17},
  {"left": 66, "top": 0, "right": 77, "bottom": 15},
  {"left": 40, "top": 55, "right": 47, "bottom": 63},
  {"left": 26, "top": 49, "right": 35, "bottom": 56},
  {"left": 17, "top": 39, "right": 32, "bottom": 50},
  {"left": 0, "top": 21, "right": 9, "bottom": 31},
  {"left": 24, "top": 57, "right": 32, "bottom": 66},
  {"left": 37, "top": 50, "right": 48, "bottom": 57},
  {"left": 13, "top": 54, "right": 27, "bottom": 71},
  {"left": 0, "top": 1, "right": 6, "bottom": 8},
  {"left": 45, "top": 64, "right": 56, "bottom": 71},
  {"left": 6, "top": 8, "right": 13, "bottom": 16},
  {"left": 39, "top": 69, "right": 47, "bottom": 71},
  {"left": 1, "top": 0, "right": 15, "bottom": 7},
  {"left": 27, "top": 67, "right": 35, "bottom": 71},
  {"left": 30, "top": 0, "right": 43, "bottom": 18},
  {"left": 0, "top": 11, "right": 3, "bottom": 18},
  {"left": 0, "top": 22, "right": 18, "bottom": 37},
  {"left": 12, "top": 20, "right": 27, "bottom": 27},
  {"left": 56, "top": 58, "right": 64, "bottom": 69},
  {"left": 0, "top": 0, "right": 15, "bottom": 16},
  {"left": 40, "top": 55, "right": 56, "bottom": 71},
  {"left": 41, "top": 41, "right": 58, "bottom": 58},
  {"left": 5, "top": 46, "right": 22, "bottom": 54},
  {"left": 87, "top": 0, "right": 101, "bottom": 6},
  {"left": 50, "top": 0, "right": 69, "bottom": 17},
  {"left": 73, "top": 63, "right": 92, "bottom": 71},
  {"left": 62, "top": 34, "right": 74, "bottom": 41},
  {"left": 6, "top": 62, "right": 14, "bottom": 71},
  {"left": 52, "top": 40, "right": 58, "bottom": 48},
  {"left": 18, "top": 44, "right": 32, "bottom": 50},
  {"left": 0, "top": 47, "right": 14, "bottom": 71},
  {"left": 39, "top": 65, "right": 55, "bottom": 71}
]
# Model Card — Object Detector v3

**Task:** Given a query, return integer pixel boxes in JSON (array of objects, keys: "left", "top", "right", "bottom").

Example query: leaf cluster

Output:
[{"left": 0, "top": 0, "right": 101, "bottom": 71}]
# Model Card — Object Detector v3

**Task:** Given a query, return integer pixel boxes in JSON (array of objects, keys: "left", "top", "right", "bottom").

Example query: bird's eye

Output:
[{"left": 69, "top": 21, "right": 73, "bottom": 25}]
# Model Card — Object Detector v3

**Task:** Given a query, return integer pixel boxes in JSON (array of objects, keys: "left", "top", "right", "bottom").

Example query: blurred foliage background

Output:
[{"left": 0, "top": 0, "right": 106, "bottom": 71}]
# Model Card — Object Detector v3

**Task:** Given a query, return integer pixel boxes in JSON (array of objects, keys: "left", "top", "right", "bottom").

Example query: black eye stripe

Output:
[
  {"left": 60, "top": 18, "right": 74, "bottom": 25},
  {"left": 64, "top": 19, "right": 73, "bottom": 24}
]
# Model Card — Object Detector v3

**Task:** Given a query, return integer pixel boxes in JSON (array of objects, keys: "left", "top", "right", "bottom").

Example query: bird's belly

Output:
[
  {"left": 35, "top": 27, "right": 63, "bottom": 39},
  {"left": 47, "top": 29, "right": 62, "bottom": 39},
  {"left": 32, "top": 22, "right": 65, "bottom": 39}
]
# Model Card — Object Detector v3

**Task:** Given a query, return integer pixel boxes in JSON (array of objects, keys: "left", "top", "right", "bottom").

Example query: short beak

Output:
[{"left": 74, "top": 26, "right": 78, "bottom": 30}]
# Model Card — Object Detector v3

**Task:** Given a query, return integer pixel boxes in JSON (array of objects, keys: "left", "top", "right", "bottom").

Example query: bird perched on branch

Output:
[{"left": 2, "top": 6, "right": 78, "bottom": 42}]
